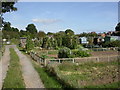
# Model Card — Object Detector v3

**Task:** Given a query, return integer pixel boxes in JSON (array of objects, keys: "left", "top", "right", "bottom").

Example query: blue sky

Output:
[{"left": 3, "top": 2, "right": 118, "bottom": 34}]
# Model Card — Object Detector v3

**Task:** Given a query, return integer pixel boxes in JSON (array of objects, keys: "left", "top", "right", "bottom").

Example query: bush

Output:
[
  {"left": 58, "top": 47, "right": 73, "bottom": 58},
  {"left": 73, "top": 49, "right": 90, "bottom": 57},
  {"left": 102, "top": 40, "right": 120, "bottom": 47}
]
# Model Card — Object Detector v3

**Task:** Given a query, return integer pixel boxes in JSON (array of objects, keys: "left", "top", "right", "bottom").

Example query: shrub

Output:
[
  {"left": 58, "top": 47, "right": 73, "bottom": 58},
  {"left": 102, "top": 40, "right": 120, "bottom": 47},
  {"left": 73, "top": 49, "right": 90, "bottom": 57}
]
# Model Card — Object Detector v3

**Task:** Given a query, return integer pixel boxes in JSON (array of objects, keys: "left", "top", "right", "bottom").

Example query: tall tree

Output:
[
  {"left": 26, "top": 24, "right": 37, "bottom": 38},
  {"left": 37, "top": 31, "right": 46, "bottom": 39},
  {"left": 1, "top": 1, "right": 17, "bottom": 25},
  {"left": 26, "top": 24, "right": 37, "bottom": 34},
  {"left": 115, "top": 22, "right": 120, "bottom": 31},
  {"left": 26, "top": 36, "right": 34, "bottom": 52},
  {"left": 65, "top": 29, "right": 74, "bottom": 36},
  {"left": 11, "top": 27, "right": 19, "bottom": 32},
  {"left": 2, "top": 22, "right": 12, "bottom": 31}
]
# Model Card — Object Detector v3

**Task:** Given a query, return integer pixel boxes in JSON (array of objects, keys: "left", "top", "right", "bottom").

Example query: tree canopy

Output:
[
  {"left": 65, "top": 29, "right": 74, "bottom": 36},
  {"left": 37, "top": 31, "right": 46, "bottom": 39},
  {"left": 26, "top": 24, "right": 37, "bottom": 34},
  {"left": 1, "top": 1, "right": 17, "bottom": 25},
  {"left": 115, "top": 22, "right": 120, "bottom": 31}
]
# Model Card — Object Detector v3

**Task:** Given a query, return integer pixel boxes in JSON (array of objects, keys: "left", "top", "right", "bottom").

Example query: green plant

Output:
[
  {"left": 31, "top": 61, "right": 63, "bottom": 88},
  {"left": 58, "top": 47, "right": 72, "bottom": 58},
  {"left": 102, "top": 40, "right": 120, "bottom": 47},
  {"left": 72, "top": 49, "right": 90, "bottom": 57},
  {"left": 40, "top": 54, "right": 48, "bottom": 59},
  {"left": 26, "top": 36, "right": 34, "bottom": 52}
]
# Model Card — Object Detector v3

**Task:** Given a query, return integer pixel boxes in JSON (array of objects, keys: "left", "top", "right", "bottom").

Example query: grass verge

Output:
[
  {"left": 2, "top": 48, "right": 25, "bottom": 88},
  {"left": 18, "top": 46, "right": 63, "bottom": 88},
  {"left": 31, "top": 60, "right": 63, "bottom": 88}
]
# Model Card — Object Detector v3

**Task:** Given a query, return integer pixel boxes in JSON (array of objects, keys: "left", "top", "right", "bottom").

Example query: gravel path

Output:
[
  {"left": 13, "top": 45, "right": 44, "bottom": 88},
  {"left": 0, "top": 45, "right": 11, "bottom": 89}
]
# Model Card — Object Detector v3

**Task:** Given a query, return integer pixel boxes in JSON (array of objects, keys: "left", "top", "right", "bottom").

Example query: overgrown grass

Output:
[
  {"left": 84, "top": 81, "right": 120, "bottom": 88},
  {"left": 31, "top": 61, "right": 63, "bottom": 88},
  {"left": 2, "top": 48, "right": 25, "bottom": 88},
  {"left": 55, "top": 60, "right": 119, "bottom": 88}
]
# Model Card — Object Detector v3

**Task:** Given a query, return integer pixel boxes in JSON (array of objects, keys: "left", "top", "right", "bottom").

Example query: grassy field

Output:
[
  {"left": 31, "top": 60, "right": 63, "bottom": 88},
  {"left": 2, "top": 48, "right": 25, "bottom": 88},
  {"left": 48, "top": 60, "right": 120, "bottom": 88}
]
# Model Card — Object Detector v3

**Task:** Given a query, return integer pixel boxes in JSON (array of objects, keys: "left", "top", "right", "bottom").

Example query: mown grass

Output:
[
  {"left": 2, "top": 48, "right": 25, "bottom": 88},
  {"left": 31, "top": 60, "right": 63, "bottom": 88}
]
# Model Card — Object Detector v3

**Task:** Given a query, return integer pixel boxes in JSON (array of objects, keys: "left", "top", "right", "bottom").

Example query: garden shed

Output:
[{"left": 20, "top": 37, "right": 27, "bottom": 48}]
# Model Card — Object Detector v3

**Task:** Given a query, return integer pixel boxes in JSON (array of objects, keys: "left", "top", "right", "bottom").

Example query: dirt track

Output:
[
  {"left": 13, "top": 45, "right": 44, "bottom": 88},
  {"left": 0, "top": 45, "right": 44, "bottom": 88},
  {"left": 0, "top": 45, "right": 10, "bottom": 89}
]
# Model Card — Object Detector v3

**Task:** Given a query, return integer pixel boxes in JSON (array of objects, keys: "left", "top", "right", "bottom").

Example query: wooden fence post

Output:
[
  {"left": 59, "top": 59, "right": 60, "bottom": 63},
  {"left": 44, "top": 59, "right": 46, "bottom": 66},
  {"left": 97, "top": 57, "right": 99, "bottom": 62},
  {"left": 108, "top": 56, "right": 109, "bottom": 62},
  {"left": 73, "top": 59, "right": 75, "bottom": 63}
]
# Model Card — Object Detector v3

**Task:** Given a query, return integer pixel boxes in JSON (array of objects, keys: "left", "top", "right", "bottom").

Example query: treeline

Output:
[
  {"left": 2, "top": 22, "right": 120, "bottom": 50},
  {"left": 2, "top": 22, "right": 80, "bottom": 50}
]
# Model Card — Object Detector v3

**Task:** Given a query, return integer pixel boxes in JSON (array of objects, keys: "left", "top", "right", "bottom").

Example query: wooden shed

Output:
[{"left": 20, "top": 37, "right": 27, "bottom": 48}]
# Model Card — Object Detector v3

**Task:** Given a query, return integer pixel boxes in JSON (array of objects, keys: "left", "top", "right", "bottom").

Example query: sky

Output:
[{"left": 3, "top": 2, "right": 118, "bottom": 34}]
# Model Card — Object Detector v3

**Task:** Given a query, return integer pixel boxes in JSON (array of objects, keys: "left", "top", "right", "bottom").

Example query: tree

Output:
[
  {"left": 62, "top": 34, "right": 79, "bottom": 49},
  {"left": 11, "top": 27, "right": 19, "bottom": 32},
  {"left": 37, "top": 31, "right": 46, "bottom": 39},
  {"left": 42, "top": 36, "right": 49, "bottom": 49},
  {"left": 2, "top": 22, "right": 20, "bottom": 39},
  {"left": 26, "top": 24, "right": 37, "bottom": 38},
  {"left": 19, "top": 30, "right": 27, "bottom": 37},
  {"left": 26, "top": 24, "right": 37, "bottom": 33},
  {"left": 1, "top": 2, "right": 17, "bottom": 25},
  {"left": 65, "top": 29, "right": 74, "bottom": 36},
  {"left": 26, "top": 36, "right": 34, "bottom": 52},
  {"left": 2, "top": 2, "right": 17, "bottom": 13},
  {"left": 115, "top": 22, "right": 120, "bottom": 31},
  {"left": 47, "top": 32, "right": 54, "bottom": 36},
  {"left": 2, "top": 22, "right": 12, "bottom": 31}
]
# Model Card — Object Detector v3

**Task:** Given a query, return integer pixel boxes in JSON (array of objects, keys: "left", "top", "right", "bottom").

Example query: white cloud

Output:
[{"left": 32, "top": 18, "right": 62, "bottom": 24}]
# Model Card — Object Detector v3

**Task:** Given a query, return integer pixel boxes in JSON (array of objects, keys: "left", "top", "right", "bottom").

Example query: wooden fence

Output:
[{"left": 29, "top": 52, "right": 120, "bottom": 66}]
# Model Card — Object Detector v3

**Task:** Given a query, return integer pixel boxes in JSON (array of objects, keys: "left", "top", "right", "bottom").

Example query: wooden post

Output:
[
  {"left": 97, "top": 57, "right": 99, "bottom": 62},
  {"left": 108, "top": 56, "right": 109, "bottom": 62},
  {"left": 73, "top": 59, "right": 75, "bottom": 63},
  {"left": 59, "top": 59, "right": 60, "bottom": 63},
  {"left": 44, "top": 59, "right": 46, "bottom": 66}
]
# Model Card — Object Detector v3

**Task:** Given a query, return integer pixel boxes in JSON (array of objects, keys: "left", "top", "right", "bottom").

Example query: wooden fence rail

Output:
[{"left": 29, "top": 52, "right": 120, "bottom": 66}]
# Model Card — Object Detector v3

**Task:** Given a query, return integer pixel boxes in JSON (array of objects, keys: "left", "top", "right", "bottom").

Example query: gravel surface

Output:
[
  {"left": 13, "top": 45, "right": 44, "bottom": 88},
  {"left": 0, "top": 45, "right": 11, "bottom": 89}
]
